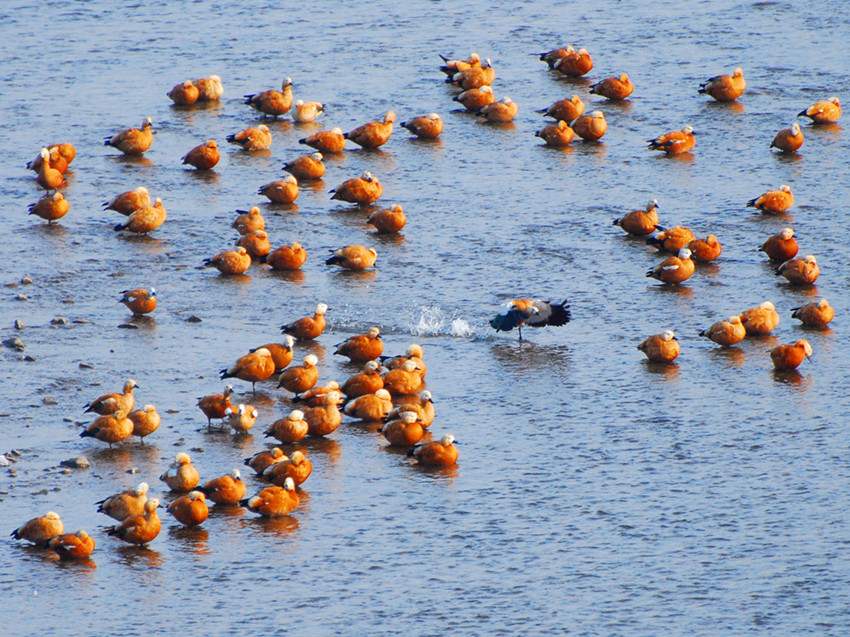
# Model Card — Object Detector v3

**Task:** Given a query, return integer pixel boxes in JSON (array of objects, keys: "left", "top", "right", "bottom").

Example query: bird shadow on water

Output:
[
  {"left": 642, "top": 360, "right": 680, "bottom": 378},
  {"left": 167, "top": 525, "right": 211, "bottom": 555},
  {"left": 771, "top": 369, "right": 810, "bottom": 389},
  {"left": 708, "top": 346, "right": 746, "bottom": 367},
  {"left": 115, "top": 544, "right": 164, "bottom": 568},
  {"left": 490, "top": 340, "right": 572, "bottom": 381},
  {"left": 245, "top": 514, "right": 300, "bottom": 538}
]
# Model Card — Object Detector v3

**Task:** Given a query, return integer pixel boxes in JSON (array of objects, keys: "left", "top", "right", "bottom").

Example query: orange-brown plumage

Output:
[
  {"left": 771, "top": 340, "right": 813, "bottom": 371},
  {"left": 304, "top": 391, "right": 343, "bottom": 437},
  {"left": 244, "top": 78, "right": 293, "bottom": 118},
  {"left": 84, "top": 379, "right": 137, "bottom": 415},
  {"left": 107, "top": 498, "right": 161, "bottom": 546},
  {"left": 334, "top": 326, "right": 383, "bottom": 362},
  {"left": 326, "top": 244, "right": 378, "bottom": 270},
  {"left": 28, "top": 192, "right": 69, "bottom": 223},
  {"left": 798, "top": 97, "right": 841, "bottom": 124},
  {"left": 614, "top": 199, "right": 659, "bottom": 236},
  {"left": 221, "top": 347, "right": 276, "bottom": 386},
  {"left": 264, "top": 242, "right": 307, "bottom": 271},
  {"left": 167, "top": 80, "right": 200, "bottom": 106},
  {"left": 699, "top": 316, "right": 746, "bottom": 347},
  {"left": 254, "top": 336, "right": 295, "bottom": 372},
  {"left": 242, "top": 481, "right": 299, "bottom": 517},
  {"left": 192, "top": 75, "right": 224, "bottom": 101},
  {"left": 283, "top": 152, "right": 325, "bottom": 180},
  {"left": 648, "top": 226, "right": 695, "bottom": 253},
  {"left": 197, "top": 385, "right": 233, "bottom": 425},
  {"left": 648, "top": 125, "right": 695, "bottom": 155},
  {"left": 637, "top": 330, "right": 680, "bottom": 362},
  {"left": 390, "top": 390, "right": 434, "bottom": 427},
  {"left": 104, "top": 117, "right": 153, "bottom": 155},
  {"left": 367, "top": 205, "right": 407, "bottom": 233},
  {"left": 791, "top": 299, "right": 834, "bottom": 328},
  {"left": 343, "top": 389, "right": 393, "bottom": 421},
  {"left": 553, "top": 48, "right": 593, "bottom": 77},
  {"left": 244, "top": 448, "right": 286, "bottom": 475},
  {"left": 541, "top": 95, "right": 584, "bottom": 122},
  {"left": 409, "top": 434, "right": 458, "bottom": 467},
  {"left": 263, "top": 450, "right": 312, "bottom": 487},
  {"left": 293, "top": 381, "right": 340, "bottom": 407},
  {"left": 382, "top": 412, "right": 425, "bottom": 447},
  {"left": 103, "top": 186, "right": 151, "bottom": 216},
  {"left": 535, "top": 120, "right": 574, "bottom": 147},
  {"left": 776, "top": 255, "right": 819, "bottom": 285},
  {"left": 760, "top": 228, "right": 798, "bottom": 262},
  {"left": 114, "top": 198, "right": 166, "bottom": 234},
  {"left": 129, "top": 404, "right": 161, "bottom": 441},
  {"left": 299, "top": 127, "right": 346, "bottom": 153},
  {"left": 330, "top": 172, "right": 383, "bottom": 205},
  {"left": 449, "top": 59, "right": 495, "bottom": 89},
  {"left": 258, "top": 176, "right": 299, "bottom": 203},
  {"left": 225, "top": 403, "right": 258, "bottom": 433},
  {"left": 237, "top": 230, "right": 272, "bottom": 259},
  {"left": 570, "top": 111, "right": 606, "bottom": 141},
  {"left": 182, "top": 139, "right": 220, "bottom": 170},
  {"left": 344, "top": 111, "right": 396, "bottom": 149},
  {"left": 49, "top": 530, "right": 95, "bottom": 560},
  {"left": 96, "top": 482, "right": 149, "bottom": 521},
  {"left": 478, "top": 98, "right": 517, "bottom": 123},
  {"left": 120, "top": 287, "right": 156, "bottom": 315},
  {"left": 11, "top": 512, "right": 64, "bottom": 546},
  {"left": 232, "top": 206, "right": 265, "bottom": 234},
  {"left": 205, "top": 246, "right": 252, "bottom": 275},
  {"left": 646, "top": 248, "right": 695, "bottom": 285},
  {"left": 199, "top": 470, "right": 247, "bottom": 505},
  {"left": 382, "top": 360, "right": 423, "bottom": 396},
  {"left": 401, "top": 113, "right": 443, "bottom": 139},
  {"left": 380, "top": 344, "right": 426, "bottom": 379},
  {"left": 227, "top": 124, "right": 272, "bottom": 151},
  {"left": 740, "top": 302, "right": 780, "bottom": 336},
  {"left": 698, "top": 68, "right": 746, "bottom": 101},
  {"left": 341, "top": 360, "right": 384, "bottom": 398},
  {"left": 265, "top": 409, "right": 309, "bottom": 444},
  {"left": 277, "top": 354, "right": 320, "bottom": 394},
  {"left": 590, "top": 74, "right": 633, "bottom": 100},
  {"left": 80, "top": 410, "right": 134, "bottom": 446},
  {"left": 748, "top": 185, "right": 793, "bottom": 214},
  {"left": 168, "top": 491, "right": 209, "bottom": 527},
  {"left": 281, "top": 303, "right": 327, "bottom": 340},
  {"left": 453, "top": 86, "right": 495, "bottom": 112},
  {"left": 771, "top": 123, "right": 804, "bottom": 153},
  {"left": 36, "top": 148, "right": 66, "bottom": 190},
  {"left": 686, "top": 235, "right": 722, "bottom": 263},
  {"left": 160, "top": 453, "right": 200, "bottom": 493}
]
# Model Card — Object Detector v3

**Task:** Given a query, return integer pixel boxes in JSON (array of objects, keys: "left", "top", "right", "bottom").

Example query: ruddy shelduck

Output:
[
  {"left": 168, "top": 491, "right": 209, "bottom": 527},
  {"left": 221, "top": 347, "right": 276, "bottom": 389},
  {"left": 263, "top": 242, "right": 307, "bottom": 271},
  {"left": 293, "top": 381, "right": 341, "bottom": 407},
  {"left": 648, "top": 125, "right": 695, "bottom": 155},
  {"left": 570, "top": 111, "right": 607, "bottom": 141},
  {"left": 344, "top": 111, "right": 396, "bottom": 149},
  {"left": 537, "top": 47, "right": 571, "bottom": 68},
  {"left": 326, "top": 244, "right": 378, "bottom": 270},
  {"left": 614, "top": 199, "right": 659, "bottom": 236},
  {"left": 646, "top": 248, "right": 695, "bottom": 285},
  {"left": 647, "top": 226, "right": 695, "bottom": 253},
  {"left": 192, "top": 74, "right": 224, "bottom": 101},
  {"left": 771, "top": 340, "right": 813, "bottom": 371},
  {"left": 80, "top": 410, "right": 134, "bottom": 447},
  {"left": 227, "top": 124, "right": 272, "bottom": 151},
  {"left": 776, "top": 255, "right": 819, "bottom": 285},
  {"left": 590, "top": 74, "right": 634, "bottom": 100},
  {"left": 439, "top": 51, "right": 481, "bottom": 75},
  {"left": 699, "top": 315, "right": 746, "bottom": 347},
  {"left": 760, "top": 228, "right": 798, "bottom": 262},
  {"left": 740, "top": 301, "right": 781, "bottom": 336},
  {"left": 798, "top": 97, "right": 841, "bottom": 124},
  {"left": 292, "top": 99, "right": 325, "bottom": 123},
  {"left": 232, "top": 206, "right": 265, "bottom": 234},
  {"left": 490, "top": 299, "right": 571, "bottom": 340},
  {"left": 84, "top": 379, "right": 137, "bottom": 415},
  {"left": 539, "top": 95, "right": 584, "bottom": 122},
  {"left": 282, "top": 303, "right": 328, "bottom": 341},
  {"left": 771, "top": 123, "right": 804, "bottom": 153},
  {"left": 553, "top": 48, "right": 593, "bottom": 77},
  {"left": 283, "top": 152, "right": 325, "bottom": 180},
  {"left": 104, "top": 117, "right": 153, "bottom": 155},
  {"left": 258, "top": 176, "right": 299, "bottom": 203},
  {"left": 225, "top": 403, "right": 259, "bottom": 433},
  {"left": 263, "top": 450, "right": 312, "bottom": 487},
  {"left": 686, "top": 235, "right": 722, "bottom": 263},
  {"left": 120, "top": 288, "right": 156, "bottom": 315},
  {"left": 167, "top": 80, "right": 200, "bottom": 106},
  {"left": 380, "top": 343, "right": 426, "bottom": 378},
  {"left": 244, "top": 447, "right": 286, "bottom": 475},
  {"left": 103, "top": 186, "right": 151, "bottom": 216},
  {"left": 382, "top": 360, "right": 423, "bottom": 396},
  {"left": 204, "top": 246, "right": 252, "bottom": 275},
  {"left": 791, "top": 299, "right": 834, "bottom": 328},
  {"left": 334, "top": 326, "right": 383, "bottom": 362},
  {"left": 449, "top": 58, "right": 495, "bottom": 89},
  {"left": 28, "top": 192, "right": 69, "bottom": 223},
  {"left": 244, "top": 78, "right": 293, "bottom": 118},
  {"left": 96, "top": 482, "right": 149, "bottom": 521},
  {"left": 160, "top": 452, "right": 200, "bottom": 493},
  {"left": 253, "top": 335, "right": 295, "bottom": 372},
  {"left": 637, "top": 330, "right": 680, "bottom": 363},
  {"left": 27, "top": 145, "right": 72, "bottom": 174},
  {"left": 182, "top": 139, "right": 220, "bottom": 170},
  {"left": 478, "top": 98, "right": 518, "bottom": 123},
  {"left": 748, "top": 185, "right": 793, "bottom": 214},
  {"left": 106, "top": 498, "right": 161, "bottom": 546},
  {"left": 341, "top": 360, "right": 384, "bottom": 398},
  {"left": 330, "top": 171, "right": 383, "bottom": 205},
  {"left": 265, "top": 409, "right": 309, "bottom": 444},
  {"left": 113, "top": 198, "right": 166, "bottom": 234},
  {"left": 11, "top": 512, "right": 64, "bottom": 547},
  {"left": 699, "top": 67, "right": 746, "bottom": 101},
  {"left": 367, "top": 204, "right": 406, "bottom": 234},
  {"left": 343, "top": 389, "right": 393, "bottom": 421},
  {"left": 453, "top": 86, "right": 495, "bottom": 112},
  {"left": 401, "top": 113, "right": 443, "bottom": 139},
  {"left": 382, "top": 411, "right": 425, "bottom": 447},
  {"left": 304, "top": 391, "right": 343, "bottom": 437},
  {"left": 49, "top": 530, "right": 95, "bottom": 560},
  {"left": 299, "top": 127, "right": 346, "bottom": 153},
  {"left": 277, "top": 354, "right": 320, "bottom": 394},
  {"left": 535, "top": 120, "right": 574, "bottom": 147},
  {"left": 199, "top": 470, "right": 247, "bottom": 505},
  {"left": 408, "top": 434, "right": 458, "bottom": 467},
  {"left": 197, "top": 385, "right": 233, "bottom": 425},
  {"left": 388, "top": 390, "right": 434, "bottom": 427},
  {"left": 129, "top": 404, "right": 161, "bottom": 442},
  {"left": 237, "top": 230, "right": 272, "bottom": 259},
  {"left": 36, "top": 148, "right": 66, "bottom": 190},
  {"left": 241, "top": 480, "right": 299, "bottom": 517}
]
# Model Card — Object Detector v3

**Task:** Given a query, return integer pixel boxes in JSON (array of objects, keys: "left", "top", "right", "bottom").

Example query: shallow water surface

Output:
[{"left": 1, "top": 1, "right": 849, "bottom": 635}]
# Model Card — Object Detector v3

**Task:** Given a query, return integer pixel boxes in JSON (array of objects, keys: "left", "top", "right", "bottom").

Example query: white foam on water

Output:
[{"left": 410, "top": 306, "right": 474, "bottom": 338}]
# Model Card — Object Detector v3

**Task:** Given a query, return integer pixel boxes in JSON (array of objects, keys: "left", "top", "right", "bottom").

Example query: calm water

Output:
[{"left": 1, "top": 1, "right": 849, "bottom": 635}]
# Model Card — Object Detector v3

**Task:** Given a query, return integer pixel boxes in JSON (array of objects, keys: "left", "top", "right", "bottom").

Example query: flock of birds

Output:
[{"left": 12, "top": 47, "right": 841, "bottom": 558}]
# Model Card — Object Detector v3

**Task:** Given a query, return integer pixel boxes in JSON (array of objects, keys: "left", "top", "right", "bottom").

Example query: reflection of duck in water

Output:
[{"left": 490, "top": 299, "right": 571, "bottom": 340}]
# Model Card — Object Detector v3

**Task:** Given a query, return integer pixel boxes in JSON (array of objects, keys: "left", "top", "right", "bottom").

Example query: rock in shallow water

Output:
[{"left": 60, "top": 456, "right": 90, "bottom": 469}]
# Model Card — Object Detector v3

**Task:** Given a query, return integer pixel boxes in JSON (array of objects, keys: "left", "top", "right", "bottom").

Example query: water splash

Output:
[{"left": 410, "top": 306, "right": 474, "bottom": 338}]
